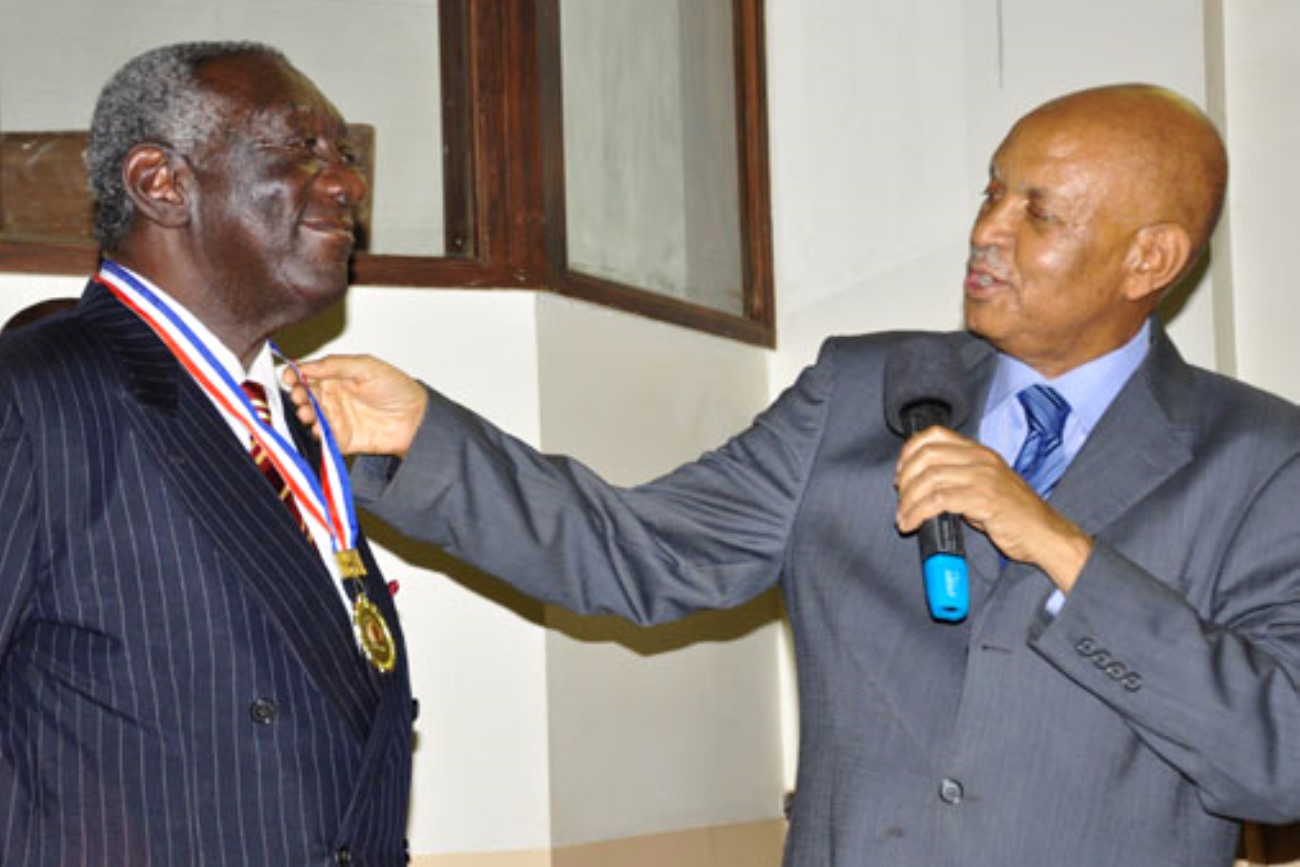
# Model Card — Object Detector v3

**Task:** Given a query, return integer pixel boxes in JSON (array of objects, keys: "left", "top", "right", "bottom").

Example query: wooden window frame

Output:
[{"left": 0, "top": 0, "right": 775, "bottom": 347}]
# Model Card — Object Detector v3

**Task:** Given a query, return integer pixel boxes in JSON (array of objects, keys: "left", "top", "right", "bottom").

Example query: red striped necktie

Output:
[{"left": 241, "top": 380, "right": 309, "bottom": 536}]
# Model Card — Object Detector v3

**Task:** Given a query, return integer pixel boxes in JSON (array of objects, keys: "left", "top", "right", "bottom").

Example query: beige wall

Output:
[{"left": 407, "top": 819, "right": 785, "bottom": 867}]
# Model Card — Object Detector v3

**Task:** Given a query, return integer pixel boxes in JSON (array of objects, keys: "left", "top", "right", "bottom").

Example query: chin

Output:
[
  {"left": 963, "top": 303, "right": 990, "bottom": 338},
  {"left": 280, "top": 271, "right": 349, "bottom": 321},
  {"left": 964, "top": 296, "right": 1015, "bottom": 341},
  {"left": 307, "top": 277, "right": 350, "bottom": 311}
]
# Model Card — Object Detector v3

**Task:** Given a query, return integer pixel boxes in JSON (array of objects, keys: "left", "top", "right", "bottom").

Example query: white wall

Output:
[
  {"left": 1221, "top": 0, "right": 1300, "bottom": 402},
  {"left": 533, "top": 297, "right": 780, "bottom": 846},
  {"left": 764, "top": 0, "right": 972, "bottom": 376}
]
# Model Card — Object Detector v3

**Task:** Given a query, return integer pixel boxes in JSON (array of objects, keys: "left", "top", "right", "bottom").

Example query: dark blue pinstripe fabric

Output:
[{"left": 0, "top": 282, "right": 413, "bottom": 866}]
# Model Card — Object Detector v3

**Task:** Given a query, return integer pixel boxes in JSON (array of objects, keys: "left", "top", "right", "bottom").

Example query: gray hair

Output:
[{"left": 86, "top": 41, "right": 285, "bottom": 251}]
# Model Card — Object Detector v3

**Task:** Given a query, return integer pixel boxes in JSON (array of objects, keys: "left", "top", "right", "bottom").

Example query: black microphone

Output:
[{"left": 884, "top": 337, "right": 972, "bottom": 623}]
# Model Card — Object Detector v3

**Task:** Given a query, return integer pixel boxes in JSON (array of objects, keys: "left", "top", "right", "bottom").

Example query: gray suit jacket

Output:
[
  {"left": 354, "top": 323, "right": 1300, "bottom": 866},
  {"left": 0, "top": 282, "right": 413, "bottom": 866}
]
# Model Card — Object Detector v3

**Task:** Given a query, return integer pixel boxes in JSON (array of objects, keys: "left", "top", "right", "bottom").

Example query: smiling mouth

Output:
[
  {"left": 302, "top": 220, "right": 355, "bottom": 239},
  {"left": 965, "top": 267, "right": 1003, "bottom": 294}
]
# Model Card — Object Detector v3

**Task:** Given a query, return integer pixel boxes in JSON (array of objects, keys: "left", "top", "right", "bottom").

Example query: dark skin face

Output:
[
  {"left": 962, "top": 86, "right": 1219, "bottom": 378},
  {"left": 114, "top": 52, "right": 367, "bottom": 368},
  {"left": 963, "top": 114, "right": 1148, "bottom": 377}
]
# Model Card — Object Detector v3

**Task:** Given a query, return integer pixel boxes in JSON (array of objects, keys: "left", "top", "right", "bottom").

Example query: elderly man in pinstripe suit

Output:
[{"left": 0, "top": 42, "right": 413, "bottom": 865}]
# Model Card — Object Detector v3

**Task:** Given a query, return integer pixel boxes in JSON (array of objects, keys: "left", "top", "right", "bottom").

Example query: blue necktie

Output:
[{"left": 1012, "top": 385, "right": 1071, "bottom": 498}]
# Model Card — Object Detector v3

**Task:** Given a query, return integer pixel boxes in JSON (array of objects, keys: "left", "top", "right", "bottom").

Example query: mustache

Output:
[{"left": 967, "top": 245, "right": 1002, "bottom": 271}]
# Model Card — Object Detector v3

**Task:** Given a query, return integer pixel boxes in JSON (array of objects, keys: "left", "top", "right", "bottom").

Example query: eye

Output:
[
  {"left": 254, "top": 136, "right": 317, "bottom": 157},
  {"left": 979, "top": 182, "right": 1004, "bottom": 212},
  {"left": 1025, "top": 195, "right": 1061, "bottom": 226},
  {"left": 296, "top": 136, "right": 320, "bottom": 152}
]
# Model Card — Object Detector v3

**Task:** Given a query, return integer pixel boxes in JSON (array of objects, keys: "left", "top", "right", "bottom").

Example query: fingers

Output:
[
  {"left": 894, "top": 428, "right": 1007, "bottom": 533},
  {"left": 291, "top": 353, "right": 378, "bottom": 383},
  {"left": 276, "top": 369, "right": 322, "bottom": 430},
  {"left": 276, "top": 353, "right": 425, "bottom": 456},
  {"left": 290, "top": 386, "right": 321, "bottom": 430},
  {"left": 894, "top": 427, "right": 1092, "bottom": 589}
]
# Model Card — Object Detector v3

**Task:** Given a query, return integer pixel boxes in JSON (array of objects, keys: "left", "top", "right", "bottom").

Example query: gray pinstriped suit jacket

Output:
[
  {"left": 0, "top": 281, "right": 412, "bottom": 866},
  {"left": 353, "top": 323, "right": 1300, "bottom": 866}
]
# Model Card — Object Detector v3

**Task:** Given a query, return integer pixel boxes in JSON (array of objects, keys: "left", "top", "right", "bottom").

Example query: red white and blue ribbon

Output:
[{"left": 95, "top": 259, "right": 360, "bottom": 557}]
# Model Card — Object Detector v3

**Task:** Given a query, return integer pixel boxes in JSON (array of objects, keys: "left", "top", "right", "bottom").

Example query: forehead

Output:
[
  {"left": 198, "top": 53, "right": 345, "bottom": 130},
  {"left": 990, "top": 113, "right": 1132, "bottom": 198}
]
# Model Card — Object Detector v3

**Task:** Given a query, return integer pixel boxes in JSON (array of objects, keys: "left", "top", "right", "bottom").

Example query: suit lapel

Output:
[
  {"left": 81, "top": 283, "right": 382, "bottom": 739},
  {"left": 1041, "top": 324, "right": 1195, "bottom": 535}
]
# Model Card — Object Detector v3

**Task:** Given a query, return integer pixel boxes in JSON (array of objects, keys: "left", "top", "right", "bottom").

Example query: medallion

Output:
[{"left": 353, "top": 591, "right": 397, "bottom": 673}]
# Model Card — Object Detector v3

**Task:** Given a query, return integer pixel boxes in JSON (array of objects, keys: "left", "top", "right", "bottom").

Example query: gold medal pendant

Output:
[{"left": 353, "top": 592, "right": 397, "bottom": 673}]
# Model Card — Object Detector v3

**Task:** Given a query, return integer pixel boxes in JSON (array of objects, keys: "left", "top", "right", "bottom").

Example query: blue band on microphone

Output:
[{"left": 923, "top": 553, "right": 969, "bottom": 622}]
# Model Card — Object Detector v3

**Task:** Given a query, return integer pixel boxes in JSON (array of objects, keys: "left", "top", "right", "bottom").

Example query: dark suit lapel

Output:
[
  {"left": 80, "top": 283, "right": 381, "bottom": 740},
  {"left": 1042, "top": 324, "right": 1195, "bottom": 535}
]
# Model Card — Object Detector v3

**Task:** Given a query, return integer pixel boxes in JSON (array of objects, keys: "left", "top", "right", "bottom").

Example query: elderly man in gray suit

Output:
[{"left": 292, "top": 84, "right": 1300, "bottom": 866}]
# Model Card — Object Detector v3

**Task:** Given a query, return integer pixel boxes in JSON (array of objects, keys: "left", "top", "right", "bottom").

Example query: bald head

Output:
[{"left": 1014, "top": 83, "right": 1228, "bottom": 271}]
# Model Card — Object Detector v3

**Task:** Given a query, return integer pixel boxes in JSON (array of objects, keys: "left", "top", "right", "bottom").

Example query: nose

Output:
[
  {"left": 970, "top": 194, "right": 1013, "bottom": 250},
  {"left": 322, "top": 160, "right": 367, "bottom": 208},
  {"left": 316, "top": 139, "right": 367, "bottom": 207}
]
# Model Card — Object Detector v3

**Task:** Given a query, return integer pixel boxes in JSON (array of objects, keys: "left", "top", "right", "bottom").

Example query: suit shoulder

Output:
[
  {"left": 0, "top": 310, "right": 122, "bottom": 408},
  {"left": 1209, "top": 368, "right": 1300, "bottom": 414},
  {"left": 0, "top": 308, "right": 105, "bottom": 364},
  {"left": 1178, "top": 364, "right": 1300, "bottom": 454}
]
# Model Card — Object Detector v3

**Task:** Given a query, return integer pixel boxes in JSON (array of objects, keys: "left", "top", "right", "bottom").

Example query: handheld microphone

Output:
[{"left": 884, "top": 337, "right": 971, "bottom": 623}]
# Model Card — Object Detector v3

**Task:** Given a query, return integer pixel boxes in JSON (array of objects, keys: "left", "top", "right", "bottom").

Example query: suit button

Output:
[
  {"left": 334, "top": 845, "right": 353, "bottom": 865},
  {"left": 938, "top": 778, "right": 964, "bottom": 805},
  {"left": 249, "top": 698, "right": 278, "bottom": 725}
]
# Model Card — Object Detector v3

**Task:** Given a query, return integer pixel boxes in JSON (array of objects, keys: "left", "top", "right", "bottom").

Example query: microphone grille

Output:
[{"left": 883, "top": 336, "right": 970, "bottom": 435}]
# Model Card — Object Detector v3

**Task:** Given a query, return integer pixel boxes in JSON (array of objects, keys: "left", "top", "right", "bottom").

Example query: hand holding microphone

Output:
[{"left": 884, "top": 338, "right": 971, "bottom": 623}]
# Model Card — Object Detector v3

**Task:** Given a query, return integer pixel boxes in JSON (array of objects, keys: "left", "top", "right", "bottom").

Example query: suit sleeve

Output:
[
  {"left": 1031, "top": 450, "right": 1300, "bottom": 823},
  {"left": 0, "top": 387, "right": 42, "bottom": 659},
  {"left": 351, "top": 344, "right": 839, "bottom": 625}
]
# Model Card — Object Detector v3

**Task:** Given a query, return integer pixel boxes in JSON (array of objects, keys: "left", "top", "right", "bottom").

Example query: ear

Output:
[
  {"left": 122, "top": 144, "right": 193, "bottom": 230},
  {"left": 1123, "top": 222, "right": 1192, "bottom": 303}
]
